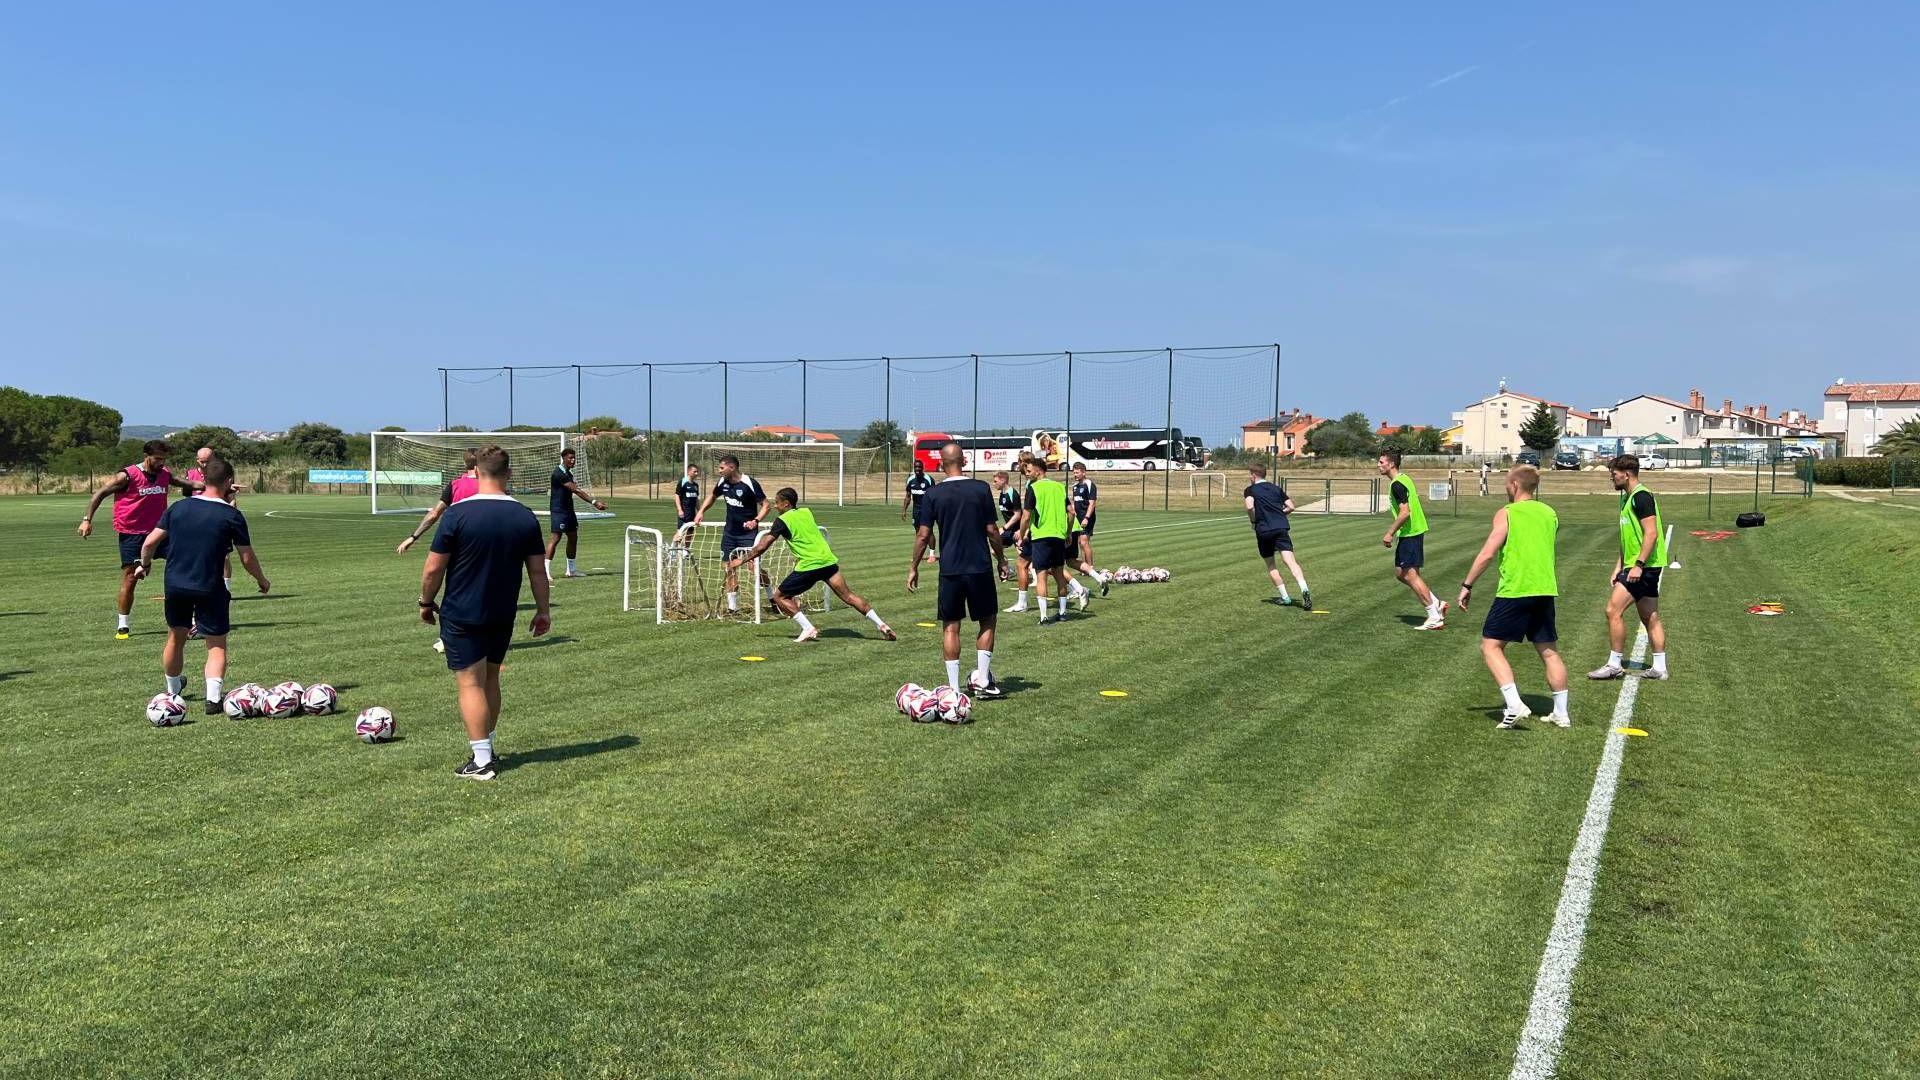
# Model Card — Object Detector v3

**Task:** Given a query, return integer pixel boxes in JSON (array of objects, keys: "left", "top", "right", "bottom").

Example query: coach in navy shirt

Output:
[
  {"left": 421, "top": 445, "right": 551, "bottom": 781},
  {"left": 134, "top": 457, "right": 270, "bottom": 713},
  {"left": 675, "top": 464, "right": 703, "bottom": 526},
  {"left": 908, "top": 442, "right": 1005, "bottom": 699}
]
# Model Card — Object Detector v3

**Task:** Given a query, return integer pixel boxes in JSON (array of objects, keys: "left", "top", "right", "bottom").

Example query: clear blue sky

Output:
[{"left": 3, "top": 3, "right": 1916, "bottom": 445}]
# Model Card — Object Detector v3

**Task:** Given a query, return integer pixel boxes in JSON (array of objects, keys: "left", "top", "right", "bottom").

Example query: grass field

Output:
[{"left": 1, "top": 491, "right": 1914, "bottom": 1078}]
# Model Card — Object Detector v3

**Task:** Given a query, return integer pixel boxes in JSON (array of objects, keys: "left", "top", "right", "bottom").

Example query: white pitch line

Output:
[{"left": 1510, "top": 627, "right": 1650, "bottom": 1080}]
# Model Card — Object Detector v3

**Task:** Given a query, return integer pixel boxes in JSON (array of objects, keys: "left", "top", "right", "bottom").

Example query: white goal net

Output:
[
  {"left": 623, "top": 520, "right": 830, "bottom": 623},
  {"left": 370, "top": 431, "right": 613, "bottom": 517},
  {"left": 683, "top": 441, "right": 877, "bottom": 506}
]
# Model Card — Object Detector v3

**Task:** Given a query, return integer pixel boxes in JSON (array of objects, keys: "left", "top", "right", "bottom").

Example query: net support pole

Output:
[
  {"left": 800, "top": 359, "right": 808, "bottom": 503},
  {"left": 369, "top": 430, "right": 379, "bottom": 514},
  {"left": 646, "top": 364, "right": 655, "bottom": 499},
  {"left": 574, "top": 365, "right": 582, "bottom": 430},
  {"left": 1164, "top": 347, "right": 1174, "bottom": 510},
  {"left": 970, "top": 354, "right": 980, "bottom": 480},
  {"left": 883, "top": 358, "right": 892, "bottom": 504},
  {"left": 1271, "top": 344, "right": 1281, "bottom": 459},
  {"left": 440, "top": 368, "right": 449, "bottom": 431},
  {"left": 506, "top": 366, "right": 514, "bottom": 427},
  {"left": 721, "top": 362, "right": 729, "bottom": 435},
  {"left": 1064, "top": 351, "right": 1074, "bottom": 457}
]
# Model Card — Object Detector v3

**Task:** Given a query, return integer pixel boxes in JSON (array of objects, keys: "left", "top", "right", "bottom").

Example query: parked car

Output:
[
  {"left": 1552, "top": 450, "right": 1581, "bottom": 470},
  {"left": 1642, "top": 453, "right": 1670, "bottom": 469},
  {"left": 1516, "top": 449, "right": 1542, "bottom": 466},
  {"left": 1778, "top": 445, "right": 1815, "bottom": 460}
]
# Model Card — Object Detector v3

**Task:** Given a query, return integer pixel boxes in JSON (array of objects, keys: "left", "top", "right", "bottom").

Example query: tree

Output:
[
  {"left": 0, "top": 387, "right": 51, "bottom": 467},
  {"left": 279, "top": 422, "right": 349, "bottom": 463},
  {"left": 170, "top": 425, "right": 270, "bottom": 466},
  {"left": 1304, "top": 412, "right": 1379, "bottom": 459},
  {"left": 575, "top": 415, "right": 631, "bottom": 436},
  {"left": 48, "top": 444, "right": 111, "bottom": 480},
  {"left": 1110, "top": 421, "right": 1143, "bottom": 430},
  {"left": 378, "top": 425, "right": 407, "bottom": 432},
  {"left": 1518, "top": 403, "right": 1562, "bottom": 453},
  {"left": 39, "top": 395, "right": 123, "bottom": 454},
  {"left": 854, "top": 419, "right": 906, "bottom": 454},
  {"left": 0, "top": 388, "right": 121, "bottom": 467},
  {"left": 1381, "top": 426, "right": 1445, "bottom": 455},
  {"left": 1871, "top": 418, "right": 1920, "bottom": 458}
]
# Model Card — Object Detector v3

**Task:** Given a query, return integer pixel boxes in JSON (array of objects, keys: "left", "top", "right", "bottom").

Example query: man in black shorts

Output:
[
  {"left": 543, "top": 447, "right": 607, "bottom": 580},
  {"left": 728, "top": 488, "right": 894, "bottom": 643},
  {"left": 674, "top": 463, "right": 703, "bottom": 534},
  {"left": 419, "top": 445, "right": 551, "bottom": 781},
  {"left": 908, "top": 442, "right": 1004, "bottom": 699},
  {"left": 991, "top": 470, "right": 1020, "bottom": 582},
  {"left": 903, "top": 459, "right": 937, "bottom": 562},
  {"left": 691, "top": 453, "right": 767, "bottom": 615},
  {"left": 1243, "top": 464, "right": 1311, "bottom": 610},
  {"left": 1068, "top": 463, "right": 1109, "bottom": 596},
  {"left": 133, "top": 457, "right": 270, "bottom": 714}
]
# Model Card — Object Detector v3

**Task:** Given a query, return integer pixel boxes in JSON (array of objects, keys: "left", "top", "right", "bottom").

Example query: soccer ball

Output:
[
  {"left": 145, "top": 692, "right": 186, "bottom": 727},
  {"left": 934, "top": 685, "right": 972, "bottom": 724},
  {"left": 355, "top": 706, "right": 396, "bottom": 743},
  {"left": 223, "top": 684, "right": 264, "bottom": 718},
  {"left": 896, "top": 682, "right": 926, "bottom": 714},
  {"left": 273, "top": 680, "right": 305, "bottom": 702},
  {"left": 905, "top": 690, "right": 942, "bottom": 723},
  {"left": 301, "top": 683, "right": 339, "bottom": 715},
  {"left": 261, "top": 686, "right": 301, "bottom": 718}
]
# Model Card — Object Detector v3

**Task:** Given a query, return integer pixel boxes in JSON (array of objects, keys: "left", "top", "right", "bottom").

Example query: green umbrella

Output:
[{"left": 1633, "top": 432, "right": 1678, "bottom": 446}]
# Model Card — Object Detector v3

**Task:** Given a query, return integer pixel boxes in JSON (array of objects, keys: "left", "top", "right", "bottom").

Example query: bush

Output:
[{"left": 1811, "top": 457, "right": 1917, "bottom": 488}]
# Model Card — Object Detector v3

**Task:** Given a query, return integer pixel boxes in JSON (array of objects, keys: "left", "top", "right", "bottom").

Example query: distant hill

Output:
[{"left": 121, "top": 424, "right": 183, "bottom": 441}]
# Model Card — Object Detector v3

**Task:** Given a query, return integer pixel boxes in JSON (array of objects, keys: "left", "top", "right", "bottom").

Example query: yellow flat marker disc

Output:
[
  {"left": 1614, "top": 727, "right": 1649, "bottom": 737},
  {"left": 738, "top": 655, "right": 766, "bottom": 662},
  {"left": 915, "top": 622, "right": 938, "bottom": 628},
  {"left": 1099, "top": 690, "right": 1129, "bottom": 698},
  {"left": 1309, "top": 609, "right": 1332, "bottom": 615}
]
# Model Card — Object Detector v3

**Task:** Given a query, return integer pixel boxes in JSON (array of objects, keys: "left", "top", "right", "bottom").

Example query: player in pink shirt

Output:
[
  {"left": 79, "top": 440, "right": 201, "bottom": 640},
  {"left": 397, "top": 447, "right": 479, "bottom": 555}
]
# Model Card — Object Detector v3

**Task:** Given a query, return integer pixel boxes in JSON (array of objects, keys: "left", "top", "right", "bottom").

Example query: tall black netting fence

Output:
[
  {"left": 445, "top": 370, "right": 511, "bottom": 432},
  {"left": 800, "top": 358, "right": 891, "bottom": 504},
  {"left": 504, "top": 366, "right": 578, "bottom": 431},
  {"left": 977, "top": 352, "right": 1070, "bottom": 483}
]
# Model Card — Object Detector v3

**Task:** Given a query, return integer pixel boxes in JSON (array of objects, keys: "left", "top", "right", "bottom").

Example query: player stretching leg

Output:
[
  {"left": 1020, "top": 458, "right": 1087, "bottom": 623},
  {"left": 78, "top": 439, "right": 200, "bottom": 641},
  {"left": 1458, "top": 465, "right": 1570, "bottom": 728},
  {"left": 133, "top": 458, "right": 270, "bottom": 714},
  {"left": 544, "top": 447, "right": 607, "bottom": 580},
  {"left": 1378, "top": 450, "right": 1444, "bottom": 629},
  {"left": 1244, "top": 464, "right": 1310, "bottom": 609},
  {"left": 1589, "top": 454, "right": 1671, "bottom": 681},
  {"left": 908, "top": 443, "right": 1004, "bottom": 699},
  {"left": 1069, "top": 463, "right": 1109, "bottom": 597},
  {"left": 692, "top": 453, "right": 767, "bottom": 615},
  {"left": 730, "top": 488, "right": 894, "bottom": 643}
]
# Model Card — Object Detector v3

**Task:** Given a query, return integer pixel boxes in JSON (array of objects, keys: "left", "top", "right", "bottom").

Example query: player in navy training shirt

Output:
[
  {"left": 1243, "top": 463, "right": 1311, "bottom": 609},
  {"left": 908, "top": 442, "right": 1005, "bottom": 700},
  {"left": 691, "top": 453, "right": 767, "bottom": 614},
  {"left": 903, "top": 460, "right": 937, "bottom": 561},
  {"left": 420, "top": 445, "right": 551, "bottom": 781},
  {"left": 133, "top": 458, "right": 270, "bottom": 714},
  {"left": 1069, "top": 462, "right": 1107, "bottom": 596},
  {"left": 674, "top": 463, "right": 703, "bottom": 529},
  {"left": 543, "top": 447, "right": 607, "bottom": 580}
]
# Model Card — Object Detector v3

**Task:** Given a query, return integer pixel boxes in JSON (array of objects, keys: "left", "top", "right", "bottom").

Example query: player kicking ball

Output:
[
  {"left": 729, "top": 488, "right": 895, "bottom": 643},
  {"left": 1243, "top": 464, "right": 1310, "bottom": 610},
  {"left": 1456, "top": 465, "right": 1570, "bottom": 729},
  {"left": 544, "top": 447, "right": 607, "bottom": 580},
  {"left": 78, "top": 439, "right": 202, "bottom": 641},
  {"left": 132, "top": 457, "right": 270, "bottom": 714}
]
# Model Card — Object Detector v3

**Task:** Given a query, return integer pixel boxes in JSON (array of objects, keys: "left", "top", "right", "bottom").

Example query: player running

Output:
[
  {"left": 544, "top": 447, "right": 607, "bottom": 580},
  {"left": 419, "top": 445, "right": 552, "bottom": 781},
  {"left": 691, "top": 453, "right": 767, "bottom": 615},
  {"left": 397, "top": 447, "right": 478, "bottom": 554},
  {"left": 1456, "top": 464, "right": 1570, "bottom": 728},
  {"left": 1069, "top": 463, "right": 1108, "bottom": 596},
  {"left": 1378, "top": 450, "right": 1444, "bottom": 630},
  {"left": 132, "top": 458, "right": 270, "bottom": 714},
  {"left": 1244, "top": 464, "right": 1310, "bottom": 609},
  {"left": 729, "top": 488, "right": 895, "bottom": 643},
  {"left": 908, "top": 442, "right": 1005, "bottom": 699},
  {"left": 1019, "top": 457, "right": 1090, "bottom": 623},
  {"left": 78, "top": 439, "right": 201, "bottom": 641},
  {"left": 1589, "top": 454, "right": 1671, "bottom": 681},
  {"left": 903, "top": 459, "right": 938, "bottom": 561}
]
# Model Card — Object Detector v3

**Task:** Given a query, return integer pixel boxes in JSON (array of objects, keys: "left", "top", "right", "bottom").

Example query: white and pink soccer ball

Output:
[
  {"left": 260, "top": 685, "right": 301, "bottom": 718},
  {"left": 145, "top": 692, "right": 186, "bottom": 727},
  {"left": 896, "top": 683, "right": 927, "bottom": 715},
  {"left": 355, "top": 706, "right": 396, "bottom": 743},
  {"left": 273, "top": 680, "right": 305, "bottom": 702},
  {"left": 301, "top": 683, "right": 338, "bottom": 715},
  {"left": 903, "top": 686, "right": 941, "bottom": 723},
  {"left": 932, "top": 685, "right": 972, "bottom": 724},
  {"left": 222, "top": 683, "right": 266, "bottom": 718}
]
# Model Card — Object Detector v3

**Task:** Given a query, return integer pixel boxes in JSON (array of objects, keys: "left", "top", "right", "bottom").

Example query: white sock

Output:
[
  {"left": 470, "top": 738, "right": 493, "bottom": 767},
  {"left": 1651, "top": 652, "right": 1667, "bottom": 673},
  {"left": 1607, "top": 650, "right": 1623, "bottom": 668},
  {"left": 975, "top": 649, "right": 992, "bottom": 682},
  {"left": 544, "top": 560, "right": 552, "bottom": 580},
  {"left": 1058, "top": 596, "right": 1069, "bottom": 615},
  {"left": 1013, "top": 590, "right": 1027, "bottom": 605},
  {"left": 1276, "top": 583, "right": 1292, "bottom": 602},
  {"left": 727, "top": 591, "right": 739, "bottom": 611},
  {"left": 207, "top": 677, "right": 224, "bottom": 701},
  {"left": 223, "top": 577, "right": 232, "bottom": 593},
  {"left": 117, "top": 613, "right": 130, "bottom": 629},
  {"left": 865, "top": 609, "right": 886, "bottom": 628},
  {"left": 165, "top": 674, "right": 185, "bottom": 696},
  {"left": 945, "top": 659, "right": 961, "bottom": 688},
  {"left": 1294, "top": 574, "right": 1308, "bottom": 592},
  {"left": 566, "top": 558, "right": 577, "bottom": 573},
  {"left": 1552, "top": 690, "right": 1569, "bottom": 716},
  {"left": 1429, "top": 597, "right": 1443, "bottom": 615},
  {"left": 1499, "top": 683, "right": 1525, "bottom": 713},
  {"left": 793, "top": 612, "right": 815, "bottom": 634}
]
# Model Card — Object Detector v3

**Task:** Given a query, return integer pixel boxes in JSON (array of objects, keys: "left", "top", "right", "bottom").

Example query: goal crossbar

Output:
[{"left": 371, "top": 430, "right": 614, "bottom": 518}]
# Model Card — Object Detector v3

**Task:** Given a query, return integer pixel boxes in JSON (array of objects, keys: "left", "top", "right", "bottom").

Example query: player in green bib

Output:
[
  {"left": 1378, "top": 451, "right": 1445, "bottom": 629},
  {"left": 1457, "top": 465, "right": 1571, "bottom": 728},
  {"left": 1019, "top": 457, "right": 1090, "bottom": 623},
  {"left": 1589, "top": 454, "right": 1671, "bottom": 681},
  {"left": 728, "top": 488, "right": 895, "bottom": 644}
]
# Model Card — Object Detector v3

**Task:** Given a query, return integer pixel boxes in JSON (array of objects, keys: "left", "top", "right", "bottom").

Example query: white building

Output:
[
  {"left": 1454, "top": 387, "right": 1600, "bottom": 457},
  {"left": 1821, "top": 381, "right": 1920, "bottom": 456},
  {"left": 1606, "top": 389, "right": 1821, "bottom": 451}
]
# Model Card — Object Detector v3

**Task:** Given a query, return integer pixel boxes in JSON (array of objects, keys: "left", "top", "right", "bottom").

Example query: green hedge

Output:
[{"left": 1810, "top": 456, "right": 1918, "bottom": 488}]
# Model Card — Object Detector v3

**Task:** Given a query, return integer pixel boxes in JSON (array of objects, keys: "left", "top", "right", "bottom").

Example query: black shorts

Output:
[
  {"left": 1394, "top": 534, "right": 1426, "bottom": 569},
  {"left": 164, "top": 590, "right": 231, "bottom": 636},
  {"left": 937, "top": 572, "right": 997, "bottom": 623},
  {"left": 1076, "top": 514, "right": 1096, "bottom": 537},
  {"left": 1615, "top": 566, "right": 1663, "bottom": 601},
  {"left": 1017, "top": 537, "right": 1033, "bottom": 563},
  {"left": 1029, "top": 537, "right": 1068, "bottom": 571},
  {"left": 722, "top": 531, "right": 758, "bottom": 560},
  {"left": 1482, "top": 595, "right": 1558, "bottom": 644},
  {"left": 549, "top": 511, "right": 578, "bottom": 535},
  {"left": 118, "top": 531, "right": 166, "bottom": 567},
  {"left": 1257, "top": 529, "right": 1293, "bottom": 558},
  {"left": 779, "top": 563, "right": 837, "bottom": 597},
  {"left": 999, "top": 526, "right": 1019, "bottom": 551},
  {"left": 441, "top": 620, "right": 514, "bottom": 671}
]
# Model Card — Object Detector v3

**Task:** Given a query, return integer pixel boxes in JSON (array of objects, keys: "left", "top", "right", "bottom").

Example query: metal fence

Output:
[{"left": 438, "top": 345, "right": 1286, "bottom": 508}]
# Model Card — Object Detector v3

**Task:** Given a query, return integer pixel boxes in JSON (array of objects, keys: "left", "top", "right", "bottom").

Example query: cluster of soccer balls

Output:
[
  {"left": 895, "top": 682, "right": 972, "bottom": 724},
  {"left": 1109, "top": 565, "right": 1172, "bottom": 585},
  {"left": 143, "top": 683, "right": 395, "bottom": 743}
]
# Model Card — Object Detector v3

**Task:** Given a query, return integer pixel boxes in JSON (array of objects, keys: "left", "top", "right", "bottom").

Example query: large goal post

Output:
[
  {"left": 683, "top": 441, "right": 877, "bottom": 506},
  {"left": 623, "top": 520, "right": 831, "bottom": 623},
  {"left": 370, "top": 431, "right": 614, "bottom": 518}
]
